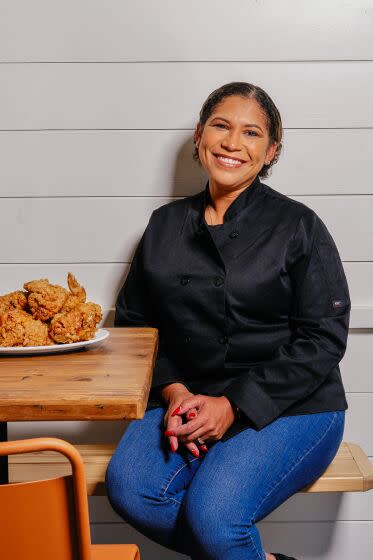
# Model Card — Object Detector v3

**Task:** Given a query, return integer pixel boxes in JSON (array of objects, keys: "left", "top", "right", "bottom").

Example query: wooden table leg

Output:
[{"left": 0, "top": 422, "right": 8, "bottom": 484}]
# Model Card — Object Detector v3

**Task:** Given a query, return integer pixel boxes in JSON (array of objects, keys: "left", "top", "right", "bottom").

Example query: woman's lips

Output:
[{"left": 213, "top": 154, "right": 246, "bottom": 169}]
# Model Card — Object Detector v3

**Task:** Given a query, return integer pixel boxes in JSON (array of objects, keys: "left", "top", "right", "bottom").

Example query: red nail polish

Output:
[
  {"left": 191, "top": 449, "right": 200, "bottom": 458},
  {"left": 188, "top": 412, "right": 196, "bottom": 418},
  {"left": 171, "top": 443, "right": 176, "bottom": 452},
  {"left": 171, "top": 406, "right": 181, "bottom": 417},
  {"left": 164, "top": 430, "right": 174, "bottom": 436}
]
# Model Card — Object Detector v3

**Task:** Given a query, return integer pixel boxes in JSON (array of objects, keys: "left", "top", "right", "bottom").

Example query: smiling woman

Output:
[
  {"left": 193, "top": 82, "right": 283, "bottom": 225},
  {"left": 107, "top": 81, "right": 350, "bottom": 560},
  {"left": 193, "top": 82, "right": 283, "bottom": 175}
]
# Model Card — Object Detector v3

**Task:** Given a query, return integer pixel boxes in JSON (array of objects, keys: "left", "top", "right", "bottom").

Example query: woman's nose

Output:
[{"left": 221, "top": 128, "right": 241, "bottom": 150}]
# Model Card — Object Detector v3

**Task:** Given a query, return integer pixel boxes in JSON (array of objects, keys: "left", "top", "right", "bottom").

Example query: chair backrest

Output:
[{"left": 0, "top": 438, "right": 92, "bottom": 560}]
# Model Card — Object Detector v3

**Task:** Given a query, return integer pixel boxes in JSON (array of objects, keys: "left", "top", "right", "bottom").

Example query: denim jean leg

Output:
[
  {"left": 177, "top": 435, "right": 267, "bottom": 560},
  {"left": 176, "top": 411, "right": 344, "bottom": 560},
  {"left": 105, "top": 407, "right": 202, "bottom": 554},
  {"left": 252, "top": 411, "right": 345, "bottom": 524},
  {"left": 106, "top": 408, "right": 344, "bottom": 559}
]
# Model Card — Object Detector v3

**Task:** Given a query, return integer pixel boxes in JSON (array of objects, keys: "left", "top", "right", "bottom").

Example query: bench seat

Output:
[{"left": 8, "top": 441, "right": 373, "bottom": 494}]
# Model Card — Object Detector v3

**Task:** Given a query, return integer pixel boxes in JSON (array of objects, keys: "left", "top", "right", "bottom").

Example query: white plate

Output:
[{"left": 0, "top": 328, "right": 110, "bottom": 356}]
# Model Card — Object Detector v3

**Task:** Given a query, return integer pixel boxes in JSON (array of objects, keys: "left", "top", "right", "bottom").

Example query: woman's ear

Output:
[{"left": 266, "top": 141, "right": 278, "bottom": 163}]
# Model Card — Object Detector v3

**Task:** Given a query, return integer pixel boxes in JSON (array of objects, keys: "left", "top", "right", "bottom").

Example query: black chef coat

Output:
[{"left": 115, "top": 174, "right": 350, "bottom": 442}]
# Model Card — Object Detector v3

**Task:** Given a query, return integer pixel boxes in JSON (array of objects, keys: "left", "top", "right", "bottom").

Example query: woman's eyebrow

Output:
[{"left": 211, "top": 116, "right": 263, "bottom": 132}]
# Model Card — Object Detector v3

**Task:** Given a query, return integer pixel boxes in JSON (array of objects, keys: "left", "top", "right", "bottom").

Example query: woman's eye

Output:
[{"left": 212, "top": 124, "right": 258, "bottom": 136}]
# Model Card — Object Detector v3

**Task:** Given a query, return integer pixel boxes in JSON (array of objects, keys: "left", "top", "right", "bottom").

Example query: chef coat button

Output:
[
  {"left": 180, "top": 275, "right": 190, "bottom": 285},
  {"left": 229, "top": 230, "right": 239, "bottom": 238},
  {"left": 218, "top": 335, "right": 228, "bottom": 344},
  {"left": 214, "top": 276, "right": 224, "bottom": 287},
  {"left": 184, "top": 335, "right": 191, "bottom": 343}
]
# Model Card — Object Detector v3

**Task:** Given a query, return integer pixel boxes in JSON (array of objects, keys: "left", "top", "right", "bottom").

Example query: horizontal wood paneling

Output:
[
  {"left": 1, "top": 1, "right": 372, "bottom": 62},
  {"left": 344, "top": 263, "right": 373, "bottom": 307},
  {"left": 266, "top": 491, "right": 373, "bottom": 523},
  {"left": 342, "top": 395, "right": 373, "bottom": 455},
  {"left": 0, "top": 197, "right": 158, "bottom": 263},
  {"left": 0, "top": 130, "right": 204, "bottom": 198},
  {"left": 89, "top": 486, "right": 373, "bottom": 523},
  {"left": 1, "top": 129, "right": 372, "bottom": 197},
  {"left": 300, "top": 196, "right": 373, "bottom": 260},
  {"left": 7, "top": 419, "right": 128, "bottom": 445},
  {"left": 260, "top": 521, "right": 373, "bottom": 559},
  {"left": 1, "top": 62, "right": 373, "bottom": 129},
  {"left": 0, "top": 196, "right": 371, "bottom": 263},
  {"left": 341, "top": 331, "right": 373, "bottom": 391},
  {"left": 347, "top": 308, "right": 373, "bottom": 328},
  {"left": 90, "top": 520, "right": 373, "bottom": 559}
]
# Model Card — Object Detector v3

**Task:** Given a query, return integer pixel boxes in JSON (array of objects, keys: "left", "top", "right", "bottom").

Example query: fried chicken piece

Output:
[
  {"left": 61, "top": 273, "right": 87, "bottom": 312},
  {"left": 24, "top": 278, "right": 69, "bottom": 322},
  {"left": 49, "top": 302, "right": 102, "bottom": 344},
  {"left": 0, "top": 308, "right": 49, "bottom": 347},
  {"left": 0, "top": 291, "right": 28, "bottom": 315}
]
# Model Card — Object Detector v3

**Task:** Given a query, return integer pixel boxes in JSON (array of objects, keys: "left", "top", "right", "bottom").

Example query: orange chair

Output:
[{"left": 0, "top": 437, "right": 140, "bottom": 560}]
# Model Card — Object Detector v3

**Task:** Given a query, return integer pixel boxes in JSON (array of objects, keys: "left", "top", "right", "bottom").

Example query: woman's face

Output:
[{"left": 195, "top": 95, "right": 277, "bottom": 191}]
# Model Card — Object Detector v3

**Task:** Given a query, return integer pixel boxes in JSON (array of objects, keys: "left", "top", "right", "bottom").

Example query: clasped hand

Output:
[{"left": 164, "top": 393, "right": 235, "bottom": 456}]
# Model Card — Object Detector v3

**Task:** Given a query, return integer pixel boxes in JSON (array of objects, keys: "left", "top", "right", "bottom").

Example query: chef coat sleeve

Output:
[
  {"left": 114, "top": 219, "right": 192, "bottom": 396},
  {"left": 222, "top": 210, "right": 351, "bottom": 430}
]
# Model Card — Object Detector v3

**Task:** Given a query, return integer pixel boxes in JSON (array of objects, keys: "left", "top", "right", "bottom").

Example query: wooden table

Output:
[{"left": 0, "top": 327, "right": 158, "bottom": 483}]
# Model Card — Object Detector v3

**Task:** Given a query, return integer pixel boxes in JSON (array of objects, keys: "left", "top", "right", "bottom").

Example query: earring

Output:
[{"left": 265, "top": 160, "right": 270, "bottom": 165}]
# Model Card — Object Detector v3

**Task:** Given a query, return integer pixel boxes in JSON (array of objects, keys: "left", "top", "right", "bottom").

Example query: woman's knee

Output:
[
  {"left": 105, "top": 408, "right": 170, "bottom": 516},
  {"left": 180, "top": 476, "right": 256, "bottom": 555},
  {"left": 105, "top": 444, "right": 139, "bottom": 517},
  {"left": 106, "top": 438, "right": 189, "bottom": 550}
]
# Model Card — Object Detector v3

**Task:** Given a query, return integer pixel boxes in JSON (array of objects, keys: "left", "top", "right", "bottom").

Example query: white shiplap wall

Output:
[{"left": 1, "top": 1, "right": 372, "bottom": 558}]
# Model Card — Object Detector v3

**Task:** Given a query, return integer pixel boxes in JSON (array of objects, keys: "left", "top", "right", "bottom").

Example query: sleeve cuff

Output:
[{"left": 222, "top": 376, "right": 280, "bottom": 430}]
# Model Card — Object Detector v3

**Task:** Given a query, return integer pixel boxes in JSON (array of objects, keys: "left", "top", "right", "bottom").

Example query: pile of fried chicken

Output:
[{"left": 0, "top": 273, "right": 102, "bottom": 347}]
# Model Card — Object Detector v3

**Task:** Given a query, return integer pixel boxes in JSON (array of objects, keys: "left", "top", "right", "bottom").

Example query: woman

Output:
[{"left": 106, "top": 82, "right": 350, "bottom": 560}]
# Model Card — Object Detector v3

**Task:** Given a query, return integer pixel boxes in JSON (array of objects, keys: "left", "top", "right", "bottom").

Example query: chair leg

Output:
[{"left": 0, "top": 422, "right": 8, "bottom": 484}]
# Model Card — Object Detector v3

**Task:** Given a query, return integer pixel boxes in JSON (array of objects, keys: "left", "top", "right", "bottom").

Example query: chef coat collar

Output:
[{"left": 199, "top": 174, "right": 262, "bottom": 227}]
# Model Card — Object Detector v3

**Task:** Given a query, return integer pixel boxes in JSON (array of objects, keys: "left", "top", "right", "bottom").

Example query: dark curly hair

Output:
[{"left": 193, "top": 82, "right": 283, "bottom": 179}]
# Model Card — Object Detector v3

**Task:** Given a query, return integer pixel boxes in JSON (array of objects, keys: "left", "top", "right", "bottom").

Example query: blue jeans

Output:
[{"left": 105, "top": 407, "right": 345, "bottom": 560}]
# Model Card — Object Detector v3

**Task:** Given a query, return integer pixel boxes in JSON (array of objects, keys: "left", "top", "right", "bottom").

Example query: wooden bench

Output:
[{"left": 7, "top": 441, "right": 373, "bottom": 494}]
